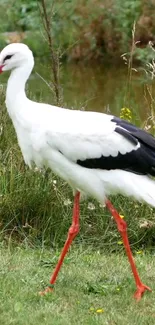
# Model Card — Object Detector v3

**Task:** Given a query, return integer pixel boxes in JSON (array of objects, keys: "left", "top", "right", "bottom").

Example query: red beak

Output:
[{"left": 0, "top": 65, "right": 4, "bottom": 73}]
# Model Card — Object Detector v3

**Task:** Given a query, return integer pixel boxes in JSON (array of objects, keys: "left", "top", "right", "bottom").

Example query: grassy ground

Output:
[{"left": 0, "top": 245, "right": 155, "bottom": 325}]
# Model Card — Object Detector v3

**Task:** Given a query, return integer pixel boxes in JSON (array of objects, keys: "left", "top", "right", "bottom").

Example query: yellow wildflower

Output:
[
  {"left": 117, "top": 241, "right": 123, "bottom": 245},
  {"left": 120, "top": 215, "right": 124, "bottom": 219},
  {"left": 96, "top": 309, "right": 104, "bottom": 313},
  {"left": 136, "top": 250, "right": 143, "bottom": 254},
  {"left": 120, "top": 107, "right": 132, "bottom": 122}
]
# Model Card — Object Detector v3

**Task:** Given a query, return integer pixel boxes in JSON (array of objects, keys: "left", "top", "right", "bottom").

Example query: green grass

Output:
[{"left": 0, "top": 245, "right": 155, "bottom": 325}]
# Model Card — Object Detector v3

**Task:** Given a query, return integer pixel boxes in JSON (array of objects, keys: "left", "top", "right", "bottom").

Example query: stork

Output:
[{"left": 0, "top": 43, "right": 155, "bottom": 300}]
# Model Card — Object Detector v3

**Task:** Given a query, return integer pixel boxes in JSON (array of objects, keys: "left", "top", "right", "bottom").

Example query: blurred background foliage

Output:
[{"left": 0, "top": 0, "right": 155, "bottom": 61}]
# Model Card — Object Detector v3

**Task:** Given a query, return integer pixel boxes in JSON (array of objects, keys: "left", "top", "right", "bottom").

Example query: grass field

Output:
[{"left": 0, "top": 245, "right": 155, "bottom": 325}]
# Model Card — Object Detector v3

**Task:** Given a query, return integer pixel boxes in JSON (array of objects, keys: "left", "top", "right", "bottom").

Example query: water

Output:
[{"left": 1, "top": 61, "right": 155, "bottom": 123}]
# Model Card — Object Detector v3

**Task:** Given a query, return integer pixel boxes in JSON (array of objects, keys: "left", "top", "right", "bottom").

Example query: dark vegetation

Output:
[{"left": 0, "top": 0, "right": 155, "bottom": 62}]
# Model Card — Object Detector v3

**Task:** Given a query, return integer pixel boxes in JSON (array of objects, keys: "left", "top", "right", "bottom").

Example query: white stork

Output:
[{"left": 0, "top": 43, "right": 154, "bottom": 300}]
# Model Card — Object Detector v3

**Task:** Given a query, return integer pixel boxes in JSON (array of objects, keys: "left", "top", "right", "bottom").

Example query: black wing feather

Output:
[
  {"left": 113, "top": 117, "right": 155, "bottom": 149},
  {"left": 77, "top": 117, "right": 155, "bottom": 176}
]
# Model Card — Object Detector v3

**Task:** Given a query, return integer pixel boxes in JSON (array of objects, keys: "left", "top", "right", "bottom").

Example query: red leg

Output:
[
  {"left": 39, "top": 191, "right": 80, "bottom": 295},
  {"left": 106, "top": 199, "right": 152, "bottom": 301}
]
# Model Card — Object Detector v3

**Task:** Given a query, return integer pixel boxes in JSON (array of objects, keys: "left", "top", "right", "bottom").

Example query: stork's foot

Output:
[
  {"left": 134, "top": 284, "right": 152, "bottom": 301},
  {"left": 39, "top": 284, "right": 54, "bottom": 296}
]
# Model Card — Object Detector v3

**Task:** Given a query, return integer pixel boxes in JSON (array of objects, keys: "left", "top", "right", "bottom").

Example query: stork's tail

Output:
[{"left": 101, "top": 170, "right": 155, "bottom": 207}]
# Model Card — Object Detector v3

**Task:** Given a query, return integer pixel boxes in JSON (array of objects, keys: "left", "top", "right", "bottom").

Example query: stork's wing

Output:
[
  {"left": 46, "top": 113, "right": 155, "bottom": 176},
  {"left": 113, "top": 117, "right": 155, "bottom": 150}
]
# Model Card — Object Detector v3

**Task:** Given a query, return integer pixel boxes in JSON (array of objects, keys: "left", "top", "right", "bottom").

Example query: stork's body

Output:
[
  {"left": 5, "top": 89, "right": 155, "bottom": 207},
  {"left": 0, "top": 43, "right": 155, "bottom": 300}
]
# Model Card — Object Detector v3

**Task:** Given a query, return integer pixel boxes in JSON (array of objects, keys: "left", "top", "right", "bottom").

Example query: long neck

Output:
[{"left": 6, "top": 60, "right": 34, "bottom": 113}]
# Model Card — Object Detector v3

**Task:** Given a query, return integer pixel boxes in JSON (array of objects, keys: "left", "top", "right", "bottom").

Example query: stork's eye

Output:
[{"left": 3, "top": 54, "right": 13, "bottom": 62}]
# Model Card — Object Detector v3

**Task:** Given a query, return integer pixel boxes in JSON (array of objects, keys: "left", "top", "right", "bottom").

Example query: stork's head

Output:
[{"left": 0, "top": 43, "right": 34, "bottom": 73}]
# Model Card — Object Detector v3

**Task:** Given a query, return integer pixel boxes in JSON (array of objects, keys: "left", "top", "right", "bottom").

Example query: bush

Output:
[{"left": 0, "top": 0, "right": 155, "bottom": 62}]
